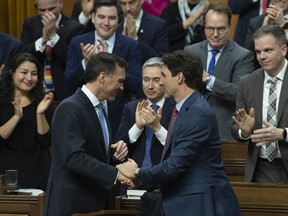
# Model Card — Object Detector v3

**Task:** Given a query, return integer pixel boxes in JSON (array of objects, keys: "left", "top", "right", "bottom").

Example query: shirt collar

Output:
[
  {"left": 94, "top": 31, "right": 116, "bottom": 47},
  {"left": 148, "top": 97, "right": 165, "bottom": 108},
  {"left": 81, "top": 85, "right": 104, "bottom": 107}
]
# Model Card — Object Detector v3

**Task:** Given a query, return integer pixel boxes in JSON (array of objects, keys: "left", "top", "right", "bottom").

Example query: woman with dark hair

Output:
[{"left": 0, "top": 52, "right": 54, "bottom": 190}]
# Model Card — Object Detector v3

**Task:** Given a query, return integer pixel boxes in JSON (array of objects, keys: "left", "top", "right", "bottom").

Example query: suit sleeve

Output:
[
  {"left": 52, "top": 102, "right": 117, "bottom": 190},
  {"left": 212, "top": 47, "right": 254, "bottom": 103},
  {"left": 64, "top": 37, "right": 86, "bottom": 96},
  {"left": 228, "top": 0, "right": 259, "bottom": 14},
  {"left": 139, "top": 107, "right": 212, "bottom": 187}
]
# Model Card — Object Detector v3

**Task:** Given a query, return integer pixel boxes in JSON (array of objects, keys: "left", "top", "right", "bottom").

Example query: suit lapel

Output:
[
  {"left": 278, "top": 67, "right": 288, "bottom": 123},
  {"left": 213, "top": 40, "right": 233, "bottom": 77}
]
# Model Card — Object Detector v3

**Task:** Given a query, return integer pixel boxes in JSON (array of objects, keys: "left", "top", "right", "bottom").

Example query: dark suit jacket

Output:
[
  {"left": 231, "top": 68, "right": 288, "bottom": 182},
  {"left": 20, "top": 13, "right": 85, "bottom": 100},
  {"left": 0, "top": 32, "right": 22, "bottom": 67},
  {"left": 114, "top": 99, "right": 175, "bottom": 166},
  {"left": 71, "top": 0, "right": 95, "bottom": 33},
  {"left": 229, "top": 0, "right": 271, "bottom": 46},
  {"left": 160, "top": 2, "right": 206, "bottom": 52},
  {"left": 185, "top": 40, "right": 254, "bottom": 140},
  {"left": 138, "top": 91, "right": 241, "bottom": 216},
  {"left": 117, "top": 11, "right": 169, "bottom": 64},
  {"left": 64, "top": 31, "right": 142, "bottom": 138},
  {"left": 43, "top": 89, "right": 118, "bottom": 216}
]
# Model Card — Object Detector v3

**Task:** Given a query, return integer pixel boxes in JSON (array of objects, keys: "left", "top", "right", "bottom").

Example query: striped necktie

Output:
[{"left": 266, "top": 77, "right": 278, "bottom": 162}]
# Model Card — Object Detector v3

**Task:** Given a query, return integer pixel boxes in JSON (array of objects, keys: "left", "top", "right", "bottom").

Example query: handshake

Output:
[{"left": 116, "top": 159, "right": 141, "bottom": 189}]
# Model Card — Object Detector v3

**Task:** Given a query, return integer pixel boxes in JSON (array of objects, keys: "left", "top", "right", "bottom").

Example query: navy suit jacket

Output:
[
  {"left": 21, "top": 13, "right": 85, "bottom": 100},
  {"left": 0, "top": 32, "right": 22, "bottom": 67},
  {"left": 138, "top": 91, "right": 241, "bottom": 216},
  {"left": 229, "top": 0, "right": 271, "bottom": 46},
  {"left": 117, "top": 11, "right": 169, "bottom": 64},
  {"left": 64, "top": 31, "right": 142, "bottom": 138},
  {"left": 43, "top": 89, "right": 118, "bottom": 216},
  {"left": 232, "top": 67, "right": 288, "bottom": 182},
  {"left": 114, "top": 99, "right": 175, "bottom": 166},
  {"left": 185, "top": 40, "right": 254, "bottom": 140}
]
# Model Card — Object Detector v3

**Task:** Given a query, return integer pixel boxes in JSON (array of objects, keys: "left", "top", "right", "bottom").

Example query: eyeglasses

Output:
[{"left": 205, "top": 26, "right": 228, "bottom": 34}]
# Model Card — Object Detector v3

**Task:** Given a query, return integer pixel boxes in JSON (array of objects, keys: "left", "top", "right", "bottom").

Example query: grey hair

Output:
[{"left": 142, "top": 57, "right": 163, "bottom": 70}]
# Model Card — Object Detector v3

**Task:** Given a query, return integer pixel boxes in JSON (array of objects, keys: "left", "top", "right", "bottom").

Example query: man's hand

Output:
[
  {"left": 251, "top": 121, "right": 284, "bottom": 147},
  {"left": 96, "top": 38, "right": 108, "bottom": 53},
  {"left": 80, "top": 42, "right": 96, "bottom": 65},
  {"left": 265, "top": 4, "right": 285, "bottom": 27},
  {"left": 116, "top": 158, "right": 138, "bottom": 180},
  {"left": 111, "top": 140, "right": 128, "bottom": 161},
  {"left": 81, "top": 0, "right": 94, "bottom": 17},
  {"left": 141, "top": 106, "right": 162, "bottom": 132},
  {"left": 232, "top": 108, "right": 255, "bottom": 137},
  {"left": 135, "top": 100, "right": 149, "bottom": 130},
  {"left": 41, "top": 11, "right": 57, "bottom": 44},
  {"left": 123, "top": 14, "right": 138, "bottom": 40}
]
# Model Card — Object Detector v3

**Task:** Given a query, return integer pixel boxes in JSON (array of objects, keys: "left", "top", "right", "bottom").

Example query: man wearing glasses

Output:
[{"left": 185, "top": 3, "right": 254, "bottom": 140}]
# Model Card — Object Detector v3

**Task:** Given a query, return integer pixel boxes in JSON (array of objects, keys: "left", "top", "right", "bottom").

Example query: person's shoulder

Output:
[
  {"left": 116, "top": 32, "right": 139, "bottom": 45},
  {"left": 185, "top": 40, "right": 205, "bottom": 51},
  {"left": 226, "top": 40, "right": 253, "bottom": 55},
  {"left": 142, "top": 11, "right": 166, "bottom": 24}
]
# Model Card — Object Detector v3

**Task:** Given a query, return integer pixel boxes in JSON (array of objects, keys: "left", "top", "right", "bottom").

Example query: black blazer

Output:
[
  {"left": 20, "top": 13, "right": 85, "bottom": 100},
  {"left": 114, "top": 98, "right": 175, "bottom": 166},
  {"left": 43, "top": 89, "right": 118, "bottom": 216}
]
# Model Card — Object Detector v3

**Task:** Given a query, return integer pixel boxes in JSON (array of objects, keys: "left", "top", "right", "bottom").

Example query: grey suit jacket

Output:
[
  {"left": 185, "top": 40, "right": 254, "bottom": 140},
  {"left": 232, "top": 67, "right": 288, "bottom": 182}
]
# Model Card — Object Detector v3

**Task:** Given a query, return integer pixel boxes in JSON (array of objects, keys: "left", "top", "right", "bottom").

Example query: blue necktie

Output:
[
  {"left": 142, "top": 104, "right": 159, "bottom": 167},
  {"left": 208, "top": 50, "right": 220, "bottom": 75},
  {"left": 97, "top": 103, "right": 109, "bottom": 153}
]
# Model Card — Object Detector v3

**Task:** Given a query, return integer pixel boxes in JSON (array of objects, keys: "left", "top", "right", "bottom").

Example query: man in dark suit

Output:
[
  {"left": 228, "top": 0, "right": 271, "bottom": 46},
  {"left": 64, "top": 0, "right": 142, "bottom": 138},
  {"left": 245, "top": 0, "right": 288, "bottom": 68},
  {"left": 20, "top": 0, "right": 85, "bottom": 100},
  {"left": 185, "top": 3, "right": 254, "bottom": 140},
  {"left": 232, "top": 25, "right": 288, "bottom": 184},
  {"left": 117, "top": 0, "right": 169, "bottom": 64},
  {"left": 0, "top": 32, "right": 22, "bottom": 71},
  {"left": 117, "top": 50, "right": 241, "bottom": 216},
  {"left": 115, "top": 57, "right": 174, "bottom": 172},
  {"left": 43, "top": 52, "right": 130, "bottom": 216}
]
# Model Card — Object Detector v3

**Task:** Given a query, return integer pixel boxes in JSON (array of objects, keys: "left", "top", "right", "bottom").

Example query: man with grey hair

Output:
[{"left": 115, "top": 57, "right": 175, "bottom": 173}]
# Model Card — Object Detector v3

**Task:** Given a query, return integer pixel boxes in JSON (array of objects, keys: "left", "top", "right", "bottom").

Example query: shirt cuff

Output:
[
  {"left": 238, "top": 129, "right": 251, "bottom": 140},
  {"left": 79, "top": 12, "right": 90, "bottom": 25},
  {"left": 206, "top": 75, "right": 216, "bottom": 91},
  {"left": 129, "top": 124, "right": 143, "bottom": 143},
  {"left": 154, "top": 126, "right": 167, "bottom": 146},
  {"left": 47, "top": 34, "right": 60, "bottom": 47},
  {"left": 35, "top": 38, "right": 45, "bottom": 52}
]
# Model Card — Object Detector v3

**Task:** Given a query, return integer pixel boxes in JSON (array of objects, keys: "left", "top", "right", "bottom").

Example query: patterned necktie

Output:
[
  {"left": 208, "top": 50, "right": 220, "bottom": 75},
  {"left": 266, "top": 77, "right": 278, "bottom": 162},
  {"left": 142, "top": 104, "right": 159, "bottom": 167},
  {"left": 44, "top": 45, "right": 54, "bottom": 92},
  {"left": 97, "top": 103, "right": 109, "bottom": 153},
  {"left": 161, "top": 107, "right": 178, "bottom": 161}
]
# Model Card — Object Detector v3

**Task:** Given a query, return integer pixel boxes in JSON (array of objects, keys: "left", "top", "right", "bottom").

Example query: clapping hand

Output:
[
  {"left": 232, "top": 108, "right": 255, "bottom": 137},
  {"left": 111, "top": 140, "right": 128, "bottom": 161}
]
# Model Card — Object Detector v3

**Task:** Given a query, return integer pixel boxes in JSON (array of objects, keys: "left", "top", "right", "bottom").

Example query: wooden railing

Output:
[{"left": 221, "top": 140, "right": 247, "bottom": 181}]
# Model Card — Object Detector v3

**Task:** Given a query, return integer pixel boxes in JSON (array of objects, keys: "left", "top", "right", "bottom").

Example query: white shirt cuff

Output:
[
  {"left": 238, "top": 129, "right": 251, "bottom": 140},
  {"left": 129, "top": 124, "right": 144, "bottom": 143},
  {"left": 79, "top": 12, "right": 90, "bottom": 25},
  {"left": 154, "top": 126, "right": 167, "bottom": 146}
]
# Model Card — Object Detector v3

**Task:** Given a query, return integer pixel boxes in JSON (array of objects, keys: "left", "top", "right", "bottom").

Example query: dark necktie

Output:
[
  {"left": 266, "top": 77, "right": 278, "bottom": 162},
  {"left": 142, "top": 104, "right": 159, "bottom": 167},
  {"left": 161, "top": 107, "right": 178, "bottom": 161},
  {"left": 44, "top": 45, "right": 54, "bottom": 92},
  {"left": 208, "top": 50, "right": 220, "bottom": 75},
  {"left": 97, "top": 103, "right": 109, "bottom": 153}
]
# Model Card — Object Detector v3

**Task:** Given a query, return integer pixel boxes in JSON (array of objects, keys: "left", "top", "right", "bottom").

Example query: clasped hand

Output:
[{"left": 116, "top": 159, "right": 141, "bottom": 189}]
